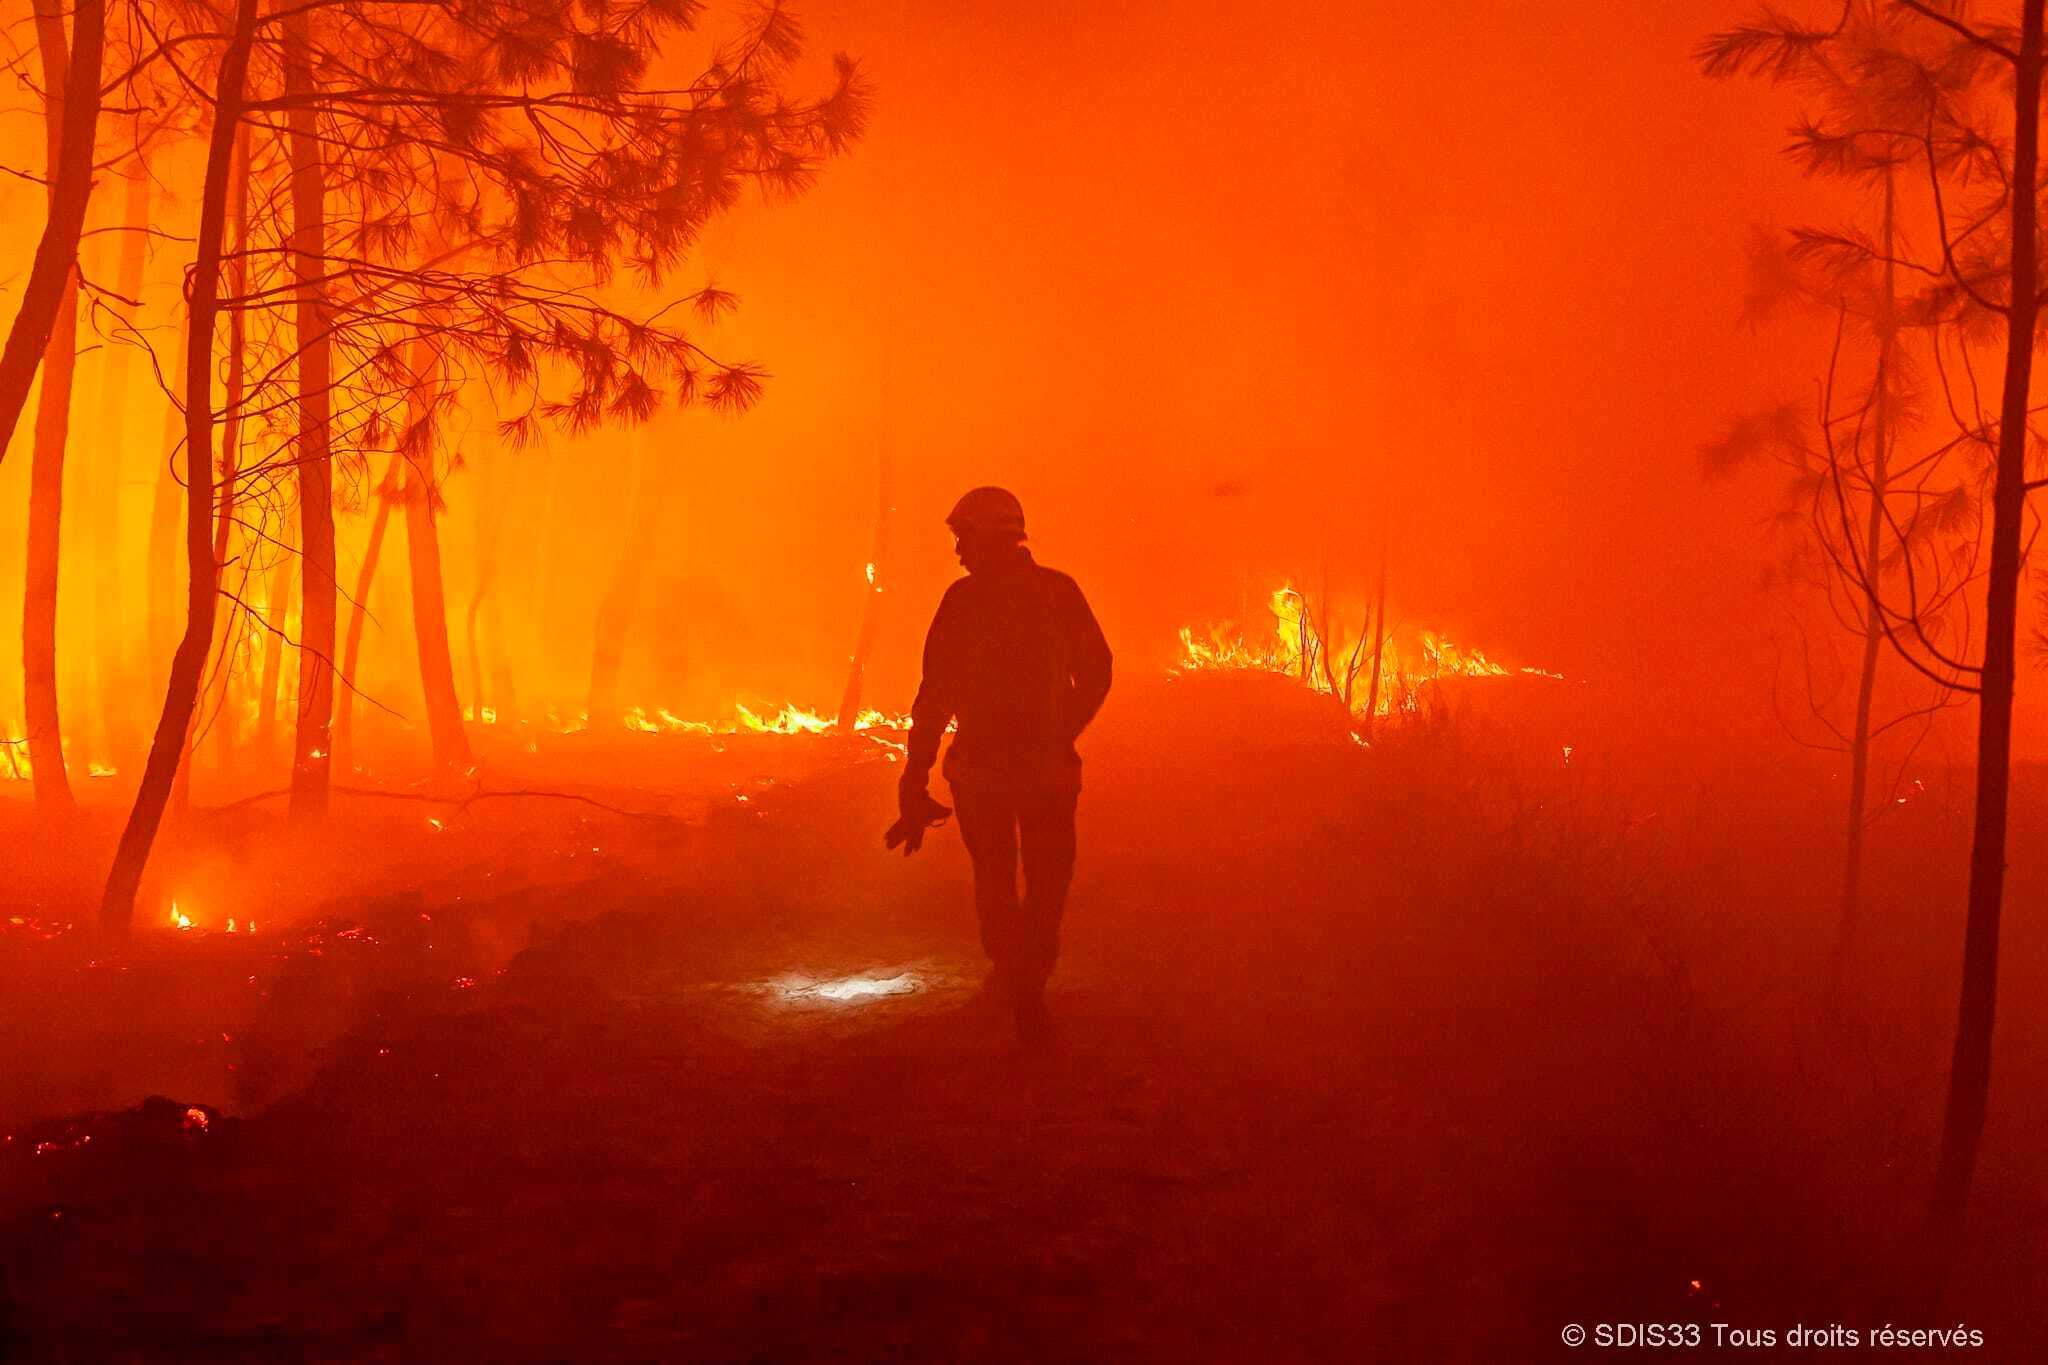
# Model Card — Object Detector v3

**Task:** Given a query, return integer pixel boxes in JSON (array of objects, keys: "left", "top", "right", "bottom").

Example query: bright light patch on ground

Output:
[{"left": 769, "top": 971, "right": 924, "bottom": 1004}]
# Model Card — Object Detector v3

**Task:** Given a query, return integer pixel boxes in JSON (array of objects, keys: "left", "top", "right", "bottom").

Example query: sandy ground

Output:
[{"left": 1, "top": 678, "right": 2043, "bottom": 1360}]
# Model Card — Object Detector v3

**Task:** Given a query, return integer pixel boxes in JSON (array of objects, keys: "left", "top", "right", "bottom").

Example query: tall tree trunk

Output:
[
  {"left": 334, "top": 455, "right": 399, "bottom": 771},
  {"left": 466, "top": 449, "right": 519, "bottom": 727},
  {"left": 283, "top": 12, "right": 337, "bottom": 821},
  {"left": 21, "top": 0, "right": 92, "bottom": 813},
  {"left": 23, "top": 283, "right": 77, "bottom": 812},
  {"left": 145, "top": 337, "right": 187, "bottom": 704},
  {"left": 87, "top": 164, "right": 152, "bottom": 767},
  {"left": 835, "top": 426, "right": 892, "bottom": 728},
  {"left": 1930, "top": 0, "right": 2042, "bottom": 1246},
  {"left": 184, "top": 126, "right": 252, "bottom": 786},
  {"left": 0, "top": 0, "right": 102, "bottom": 471},
  {"left": 255, "top": 549, "right": 294, "bottom": 762},
  {"left": 1838, "top": 166, "right": 1897, "bottom": 967},
  {"left": 401, "top": 389, "right": 471, "bottom": 770},
  {"left": 588, "top": 438, "right": 672, "bottom": 724},
  {"left": 100, "top": 0, "right": 258, "bottom": 934}
]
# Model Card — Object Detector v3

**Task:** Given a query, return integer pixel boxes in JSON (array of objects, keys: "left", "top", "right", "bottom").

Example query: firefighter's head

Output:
[{"left": 946, "top": 486, "right": 1026, "bottom": 572}]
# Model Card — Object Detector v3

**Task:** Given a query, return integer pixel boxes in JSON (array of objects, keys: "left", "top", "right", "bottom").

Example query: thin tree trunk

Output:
[
  {"left": 334, "top": 456, "right": 399, "bottom": 771},
  {"left": 283, "top": 12, "right": 337, "bottom": 821},
  {"left": 255, "top": 549, "right": 293, "bottom": 761},
  {"left": 588, "top": 437, "right": 672, "bottom": 724},
  {"left": 1838, "top": 166, "right": 1897, "bottom": 967},
  {"left": 0, "top": 0, "right": 102, "bottom": 471},
  {"left": 835, "top": 424, "right": 892, "bottom": 728},
  {"left": 21, "top": 0, "right": 91, "bottom": 813},
  {"left": 145, "top": 337, "right": 186, "bottom": 704},
  {"left": 101, "top": 0, "right": 257, "bottom": 934},
  {"left": 1930, "top": 0, "right": 2042, "bottom": 1247},
  {"left": 465, "top": 470, "right": 489, "bottom": 723},
  {"left": 404, "top": 467, "right": 469, "bottom": 767},
  {"left": 185, "top": 126, "right": 252, "bottom": 786},
  {"left": 466, "top": 452, "right": 518, "bottom": 727},
  {"left": 1313, "top": 574, "right": 1341, "bottom": 699},
  {"left": 1362, "top": 525, "right": 1389, "bottom": 733},
  {"left": 88, "top": 164, "right": 152, "bottom": 766}
]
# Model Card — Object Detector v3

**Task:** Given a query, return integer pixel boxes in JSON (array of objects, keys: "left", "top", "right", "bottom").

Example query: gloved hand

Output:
[{"left": 884, "top": 782, "right": 952, "bottom": 856}]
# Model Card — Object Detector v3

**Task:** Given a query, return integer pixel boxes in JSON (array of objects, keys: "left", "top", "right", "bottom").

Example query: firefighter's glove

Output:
[{"left": 885, "top": 783, "right": 952, "bottom": 856}]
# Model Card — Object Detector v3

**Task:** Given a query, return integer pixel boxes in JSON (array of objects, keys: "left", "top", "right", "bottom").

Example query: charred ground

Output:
[{"left": 1, "top": 676, "right": 2043, "bottom": 1359}]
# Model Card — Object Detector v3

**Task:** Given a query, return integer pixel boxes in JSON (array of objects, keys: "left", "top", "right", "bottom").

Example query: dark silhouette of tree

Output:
[
  {"left": 248, "top": 0, "right": 860, "bottom": 789},
  {"left": 83, "top": 164, "right": 156, "bottom": 767},
  {"left": 465, "top": 451, "right": 520, "bottom": 729},
  {"left": 1898, "top": 0, "right": 2046, "bottom": 1262},
  {"left": 14, "top": 0, "right": 111, "bottom": 812},
  {"left": 0, "top": 0, "right": 103, "bottom": 478},
  {"left": 101, "top": 0, "right": 262, "bottom": 935},
  {"left": 396, "top": 339, "right": 471, "bottom": 770},
  {"left": 279, "top": 6, "right": 341, "bottom": 822},
  {"left": 334, "top": 453, "right": 399, "bottom": 770},
  {"left": 98, "top": 0, "right": 868, "bottom": 928},
  {"left": 1714, "top": 0, "right": 2048, "bottom": 1268},
  {"left": 1699, "top": 1, "right": 1977, "bottom": 969}
]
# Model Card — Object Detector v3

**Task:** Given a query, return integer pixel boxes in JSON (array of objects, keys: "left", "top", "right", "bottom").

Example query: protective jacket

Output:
[{"left": 905, "top": 549, "right": 1112, "bottom": 792}]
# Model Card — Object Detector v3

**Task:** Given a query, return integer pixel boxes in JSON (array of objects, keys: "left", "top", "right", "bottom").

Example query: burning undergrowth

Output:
[{"left": 1175, "top": 584, "right": 1564, "bottom": 729}]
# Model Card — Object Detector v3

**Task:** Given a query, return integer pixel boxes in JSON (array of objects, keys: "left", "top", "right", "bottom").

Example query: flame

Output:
[
  {"left": 1177, "top": 583, "right": 1553, "bottom": 720},
  {"left": 600, "top": 700, "right": 910, "bottom": 740},
  {"left": 169, "top": 903, "right": 194, "bottom": 932}
]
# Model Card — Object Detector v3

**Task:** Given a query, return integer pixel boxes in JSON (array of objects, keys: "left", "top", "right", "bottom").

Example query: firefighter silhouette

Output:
[{"left": 887, "top": 487, "right": 1112, "bottom": 1041}]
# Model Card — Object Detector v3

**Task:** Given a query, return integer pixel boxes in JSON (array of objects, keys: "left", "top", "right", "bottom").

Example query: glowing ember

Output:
[{"left": 183, "top": 1107, "right": 211, "bottom": 1132}]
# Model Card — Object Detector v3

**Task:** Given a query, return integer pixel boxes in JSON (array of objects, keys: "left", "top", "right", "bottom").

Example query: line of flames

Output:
[
  {"left": 1176, "top": 585, "right": 1560, "bottom": 720},
  {"left": 0, "top": 700, "right": 915, "bottom": 782}
]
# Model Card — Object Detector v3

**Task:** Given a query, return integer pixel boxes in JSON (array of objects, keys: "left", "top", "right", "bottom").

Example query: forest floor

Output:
[{"left": 1, "top": 675, "right": 2044, "bottom": 1361}]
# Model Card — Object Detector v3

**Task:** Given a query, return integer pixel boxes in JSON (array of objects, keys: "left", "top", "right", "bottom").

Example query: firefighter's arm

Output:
[
  {"left": 1065, "top": 581, "right": 1113, "bottom": 740},
  {"left": 888, "top": 589, "right": 960, "bottom": 855},
  {"left": 902, "top": 585, "right": 962, "bottom": 789}
]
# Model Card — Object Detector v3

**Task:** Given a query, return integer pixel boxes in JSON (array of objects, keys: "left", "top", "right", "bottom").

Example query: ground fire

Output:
[{"left": 0, "top": 0, "right": 2044, "bottom": 1358}]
